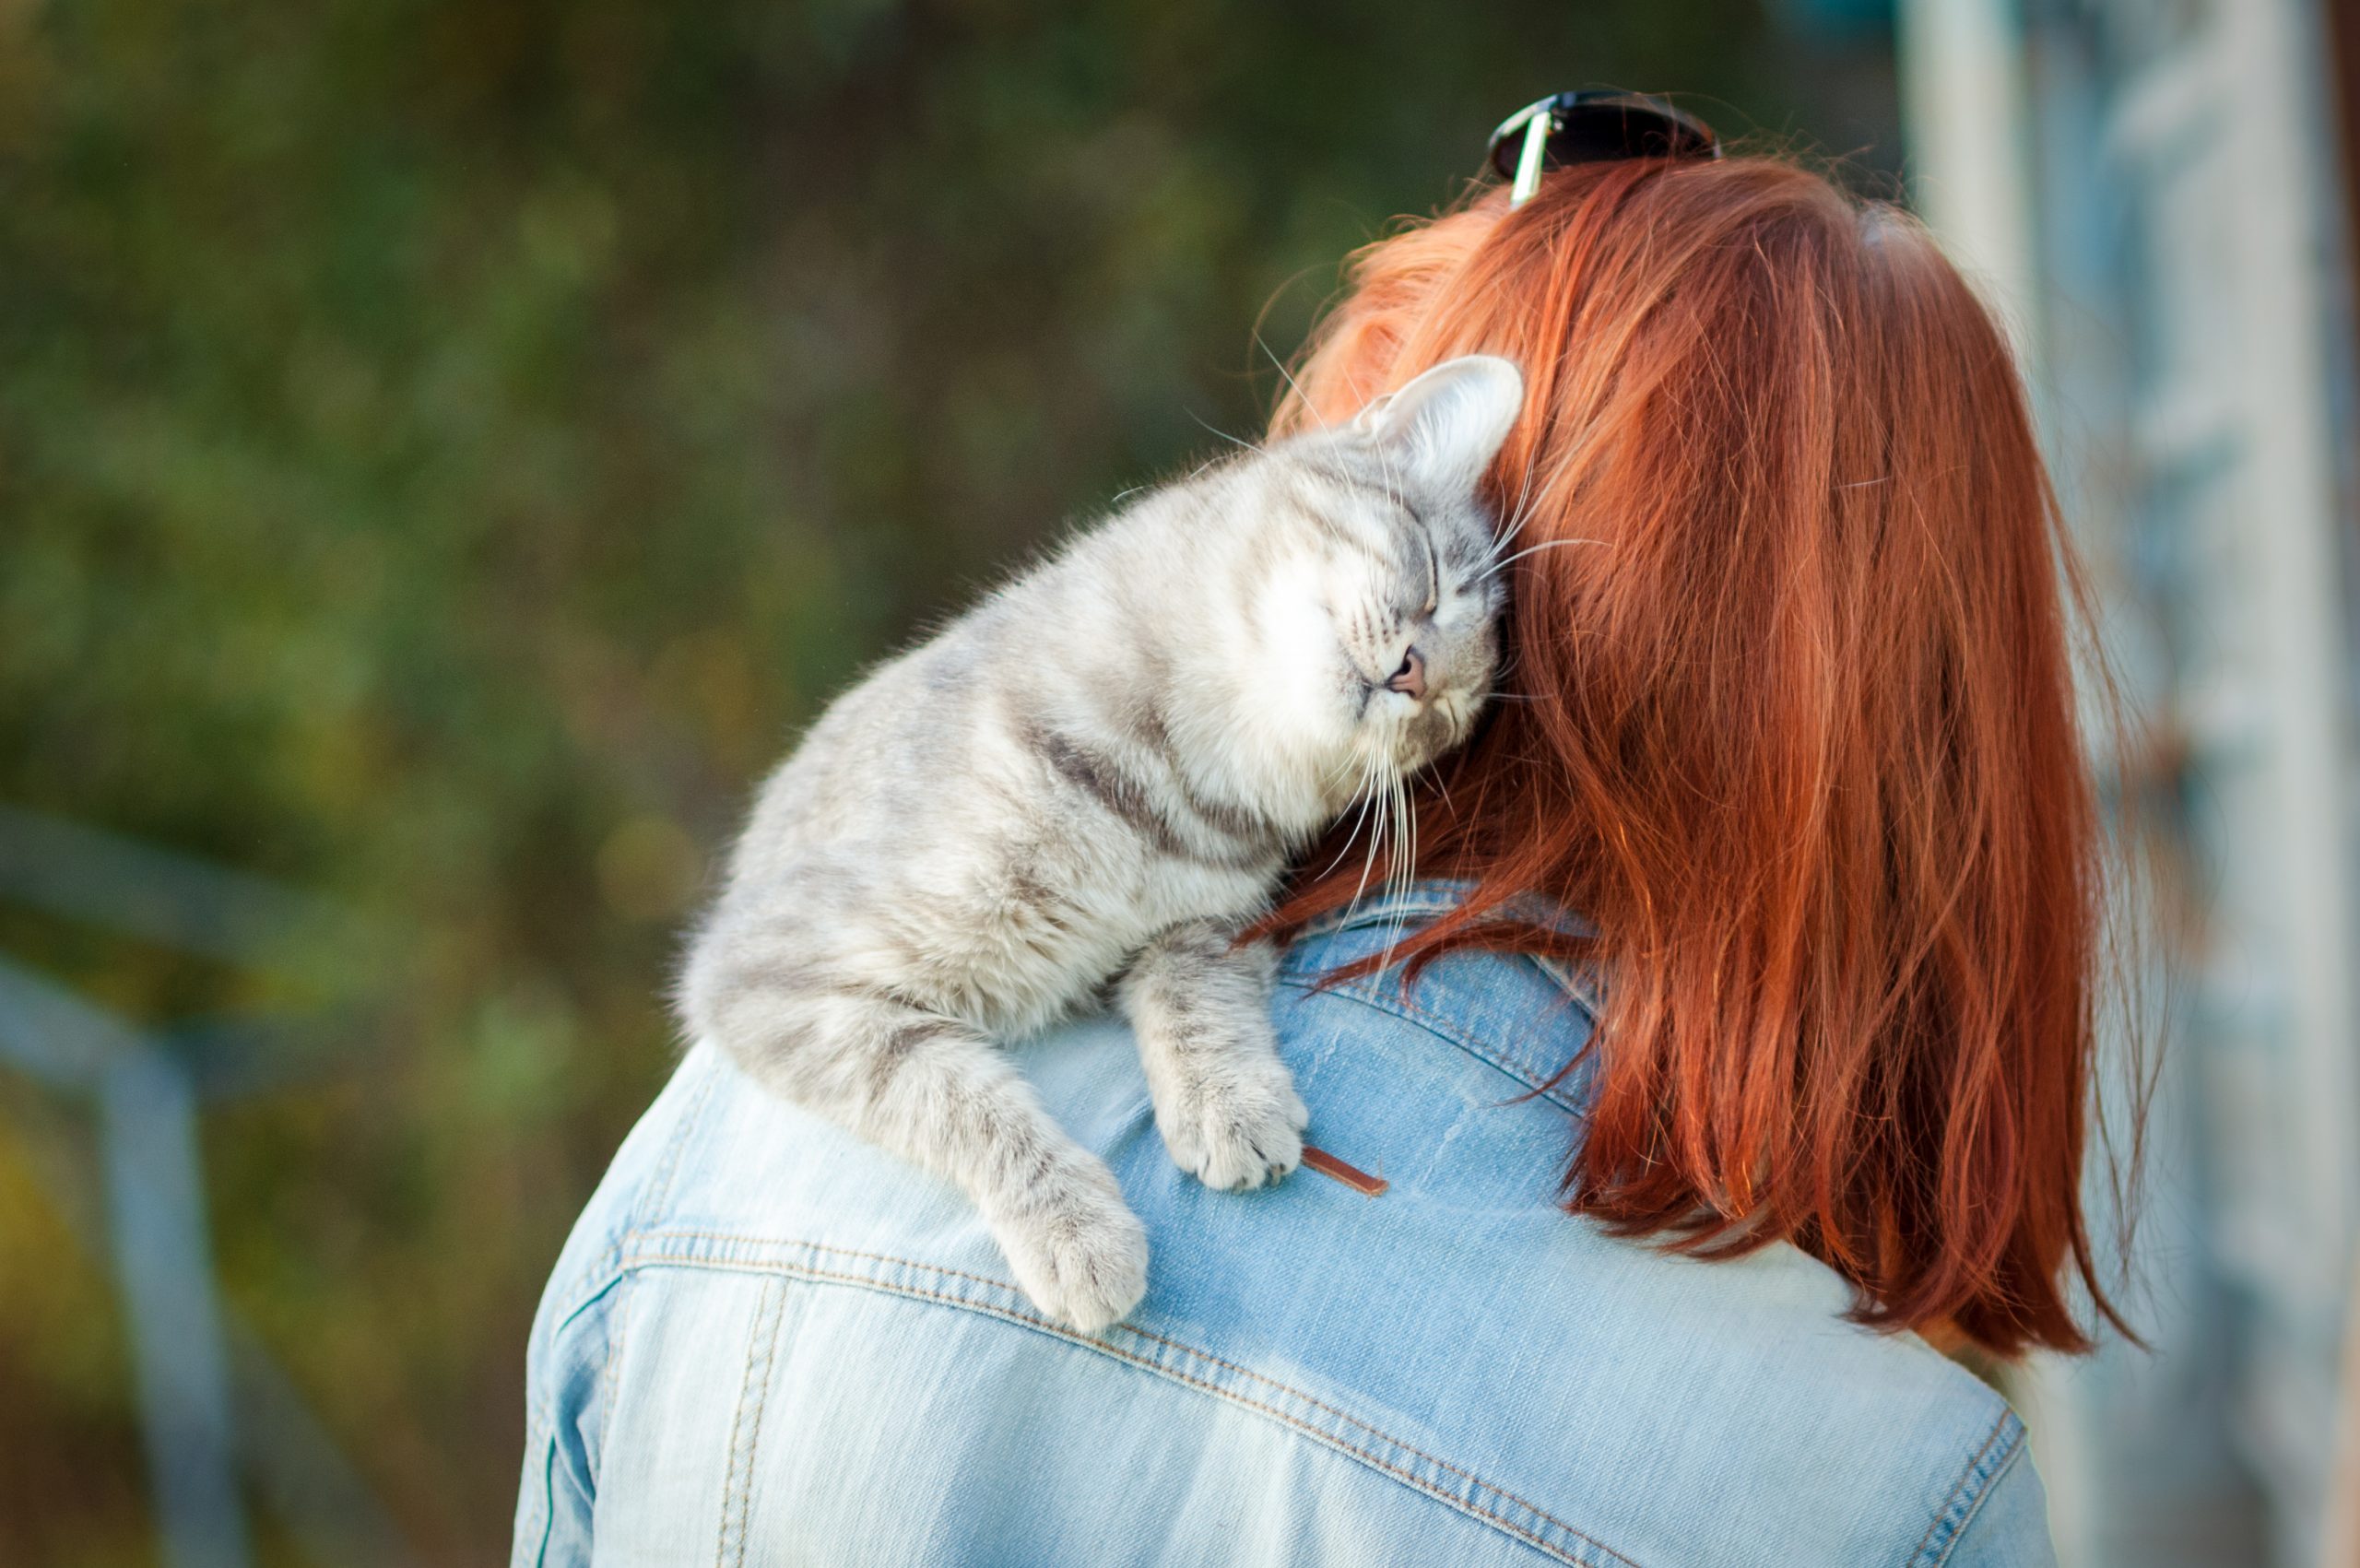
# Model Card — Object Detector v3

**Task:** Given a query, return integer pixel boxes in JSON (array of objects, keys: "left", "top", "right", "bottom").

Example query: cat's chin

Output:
[{"left": 1364, "top": 721, "right": 1466, "bottom": 785}]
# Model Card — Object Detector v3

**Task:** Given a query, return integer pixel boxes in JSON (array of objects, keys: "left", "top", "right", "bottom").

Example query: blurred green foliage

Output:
[{"left": 0, "top": 0, "right": 1894, "bottom": 1559}]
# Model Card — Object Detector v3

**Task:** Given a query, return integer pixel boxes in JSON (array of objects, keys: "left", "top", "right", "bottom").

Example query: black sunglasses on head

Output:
[{"left": 1486, "top": 90, "right": 1720, "bottom": 206}]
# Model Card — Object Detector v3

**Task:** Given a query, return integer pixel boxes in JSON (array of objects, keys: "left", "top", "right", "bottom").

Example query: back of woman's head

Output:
[{"left": 1273, "top": 154, "right": 2125, "bottom": 1358}]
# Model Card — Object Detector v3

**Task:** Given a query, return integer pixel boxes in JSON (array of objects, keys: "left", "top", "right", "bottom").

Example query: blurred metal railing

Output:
[{"left": 0, "top": 804, "right": 414, "bottom": 1568}]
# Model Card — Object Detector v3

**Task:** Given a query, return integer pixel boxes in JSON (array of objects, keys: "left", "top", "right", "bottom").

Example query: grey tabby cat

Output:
[{"left": 679, "top": 354, "right": 1524, "bottom": 1331}]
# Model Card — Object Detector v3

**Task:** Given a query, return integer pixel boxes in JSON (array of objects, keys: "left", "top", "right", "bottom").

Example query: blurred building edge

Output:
[{"left": 1898, "top": 1, "right": 2360, "bottom": 1565}]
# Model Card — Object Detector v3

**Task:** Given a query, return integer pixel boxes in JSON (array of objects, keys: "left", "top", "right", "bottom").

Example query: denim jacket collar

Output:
[
  {"left": 1284, "top": 877, "right": 1603, "bottom": 1117},
  {"left": 1291, "top": 876, "right": 1604, "bottom": 1020}
]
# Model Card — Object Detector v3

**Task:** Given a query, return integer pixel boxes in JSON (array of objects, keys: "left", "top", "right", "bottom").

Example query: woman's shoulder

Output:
[
  {"left": 1259, "top": 890, "right": 2041, "bottom": 1564},
  {"left": 525, "top": 887, "right": 2045, "bottom": 1566}
]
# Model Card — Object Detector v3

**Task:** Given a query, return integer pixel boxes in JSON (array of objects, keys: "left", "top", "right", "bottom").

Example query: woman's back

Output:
[{"left": 515, "top": 884, "right": 2050, "bottom": 1566}]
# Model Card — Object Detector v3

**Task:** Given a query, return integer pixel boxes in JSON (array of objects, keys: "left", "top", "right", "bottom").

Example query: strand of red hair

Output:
[{"left": 1267, "top": 156, "right": 2138, "bottom": 1358}]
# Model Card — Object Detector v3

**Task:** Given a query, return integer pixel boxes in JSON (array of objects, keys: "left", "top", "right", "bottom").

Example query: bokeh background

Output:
[{"left": 1, "top": 1, "right": 2354, "bottom": 1564}]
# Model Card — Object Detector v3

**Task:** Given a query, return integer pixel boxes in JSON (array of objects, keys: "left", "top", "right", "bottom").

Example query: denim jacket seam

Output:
[
  {"left": 597, "top": 1270, "right": 634, "bottom": 1480},
  {"left": 1293, "top": 884, "right": 1604, "bottom": 1005},
  {"left": 1295, "top": 890, "right": 1468, "bottom": 938},
  {"left": 1908, "top": 1409, "right": 2024, "bottom": 1568},
  {"left": 542, "top": 1051, "right": 718, "bottom": 1477},
  {"left": 1313, "top": 971, "right": 1589, "bottom": 1116},
  {"left": 1926, "top": 1437, "right": 2025, "bottom": 1568},
  {"left": 610, "top": 1229, "right": 1641, "bottom": 1568},
  {"left": 532, "top": 1055, "right": 720, "bottom": 1425},
  {"left": 1285, "top": 930, "right": 1603, "bottom": 1023},
  {"left": 527, "top": 1435, "right": 558, "bottom": 1568},
  {"left": 716, "top": 1278, "right": 787, "bottom": 1568},
  {"left": 635, "top": 1058, "right": 720, "bottom": 1234},
  {"left": 520, "top": 1254, "right": 630, "bottom": 1552},
  {"left": 525, "top": 1269, "right": 624, "bottom": 1568}
]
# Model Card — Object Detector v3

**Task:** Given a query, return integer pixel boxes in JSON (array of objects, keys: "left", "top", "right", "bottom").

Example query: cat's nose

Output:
[{"left": 1386, "top": 648, "right": 1428, "bottom": 702}]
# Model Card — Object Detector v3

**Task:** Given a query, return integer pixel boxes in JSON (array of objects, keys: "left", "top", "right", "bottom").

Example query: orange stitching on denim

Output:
[
  {"left": 1910, "top": 1409, "right": 2015, "bottom": 1568},
  {"left": 616, "top": 1239, "right": 1640, "bottom": 1568}
]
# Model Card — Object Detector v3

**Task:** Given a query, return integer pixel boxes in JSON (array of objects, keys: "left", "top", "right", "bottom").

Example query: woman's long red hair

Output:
[{"left": 1270, "top": 157, "right": 2130, "bottom": 1358}]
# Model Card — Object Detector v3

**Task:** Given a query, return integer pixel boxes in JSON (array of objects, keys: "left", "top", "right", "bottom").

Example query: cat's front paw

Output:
[
  {"left": 987, "top": 1156, "right": 1150, "bottom": 1333},
  {"left": 1159, "top": 1050, "right": 1310, "bottom": 1192}
]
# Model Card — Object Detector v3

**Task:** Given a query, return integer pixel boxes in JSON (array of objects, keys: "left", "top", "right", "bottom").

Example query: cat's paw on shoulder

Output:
[
  {"left": 989, "top": 1157, "right": 1150, "bottom": 1333},
  {"left": 1159, "top": 1053, "right": 1311, "bottom": 1192}
]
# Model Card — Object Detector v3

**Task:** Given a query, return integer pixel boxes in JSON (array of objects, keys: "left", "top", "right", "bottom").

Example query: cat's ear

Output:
[{"left": 1359, "top": 355, "right": 1525, "bottom": 497}]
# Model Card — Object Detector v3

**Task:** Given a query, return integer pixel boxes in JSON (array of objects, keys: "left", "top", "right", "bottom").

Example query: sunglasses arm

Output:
[{"left": 1509, "top": 112, "right": 1554, "bottom": 208}]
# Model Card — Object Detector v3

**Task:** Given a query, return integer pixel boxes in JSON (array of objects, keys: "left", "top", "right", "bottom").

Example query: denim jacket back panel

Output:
[{"left": 515, "top": 885, "right": 2053, "bottom": 1567}]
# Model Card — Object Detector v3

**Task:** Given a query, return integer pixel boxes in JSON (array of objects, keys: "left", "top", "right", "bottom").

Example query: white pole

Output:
[
  {"left": 1895, "top": 0, "right": 2044, "bottom": 359},
  {"left": 1894, "top": 2, "right": 2084, "bottom": 1559}
]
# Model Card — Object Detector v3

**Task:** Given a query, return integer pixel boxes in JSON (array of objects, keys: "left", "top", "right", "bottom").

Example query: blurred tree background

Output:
[{"left": 0, "top": 0, "right": 1897, "bottom": 1560}]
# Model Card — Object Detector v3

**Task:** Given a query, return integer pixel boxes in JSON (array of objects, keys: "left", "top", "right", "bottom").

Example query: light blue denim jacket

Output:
[{"left": 514, "top": 883, "right": 2054, "bottom": 1566}]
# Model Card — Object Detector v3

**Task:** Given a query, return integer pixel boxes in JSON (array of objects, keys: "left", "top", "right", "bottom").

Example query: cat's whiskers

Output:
[
  {"left": 1314, "top": 749, "right": 1386, "bottom": 882},
  {"left": 1488, "top": 460, "right": 1544, "bottom": 557},
  {"left": 1371, "top": 764, "right": 1420, "bottom": 973},
  {"left": 1475, "top": 536, "right": 1604, "bottom": 584},
  {"left": 1343, "top": 752, "right": 1396, "bottom": 924},
  {"left": 1186, "top": 409, "right": 1268, "bottom": 455},
  {"left": 1257, "top": 334, "right": 1326, "bottom": 430},
  {"left": 1363, "top": 390, "right": 1408, "bottom": 529},
  {"left": 1402, "top": 771, "right": 1422, "bottom": 888},
  {"left": 1314, "top": 746, "right": 1362, "bottom": 804},
  {"left": 1425, "top": 760, "right": 1457, "bottom": 819}
]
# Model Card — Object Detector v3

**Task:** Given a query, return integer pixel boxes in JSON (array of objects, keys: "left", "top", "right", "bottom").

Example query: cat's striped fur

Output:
[{"left": 679, "top": 356, "right": 1524, "bottom": 1329}]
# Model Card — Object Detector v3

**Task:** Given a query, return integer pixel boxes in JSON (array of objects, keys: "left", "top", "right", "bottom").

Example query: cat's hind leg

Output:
[
  {"left": 1119, "top": 922, "right": 1308, "bottom": 1192},
  {"left": 690, "top": 956, "right": 1148, "bottom": 1331}
]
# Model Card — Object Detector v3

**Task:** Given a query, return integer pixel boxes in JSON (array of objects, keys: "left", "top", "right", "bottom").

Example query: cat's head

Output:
[{"left": 1245, "top": 354, "right": 1525, "bottom": 806}]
